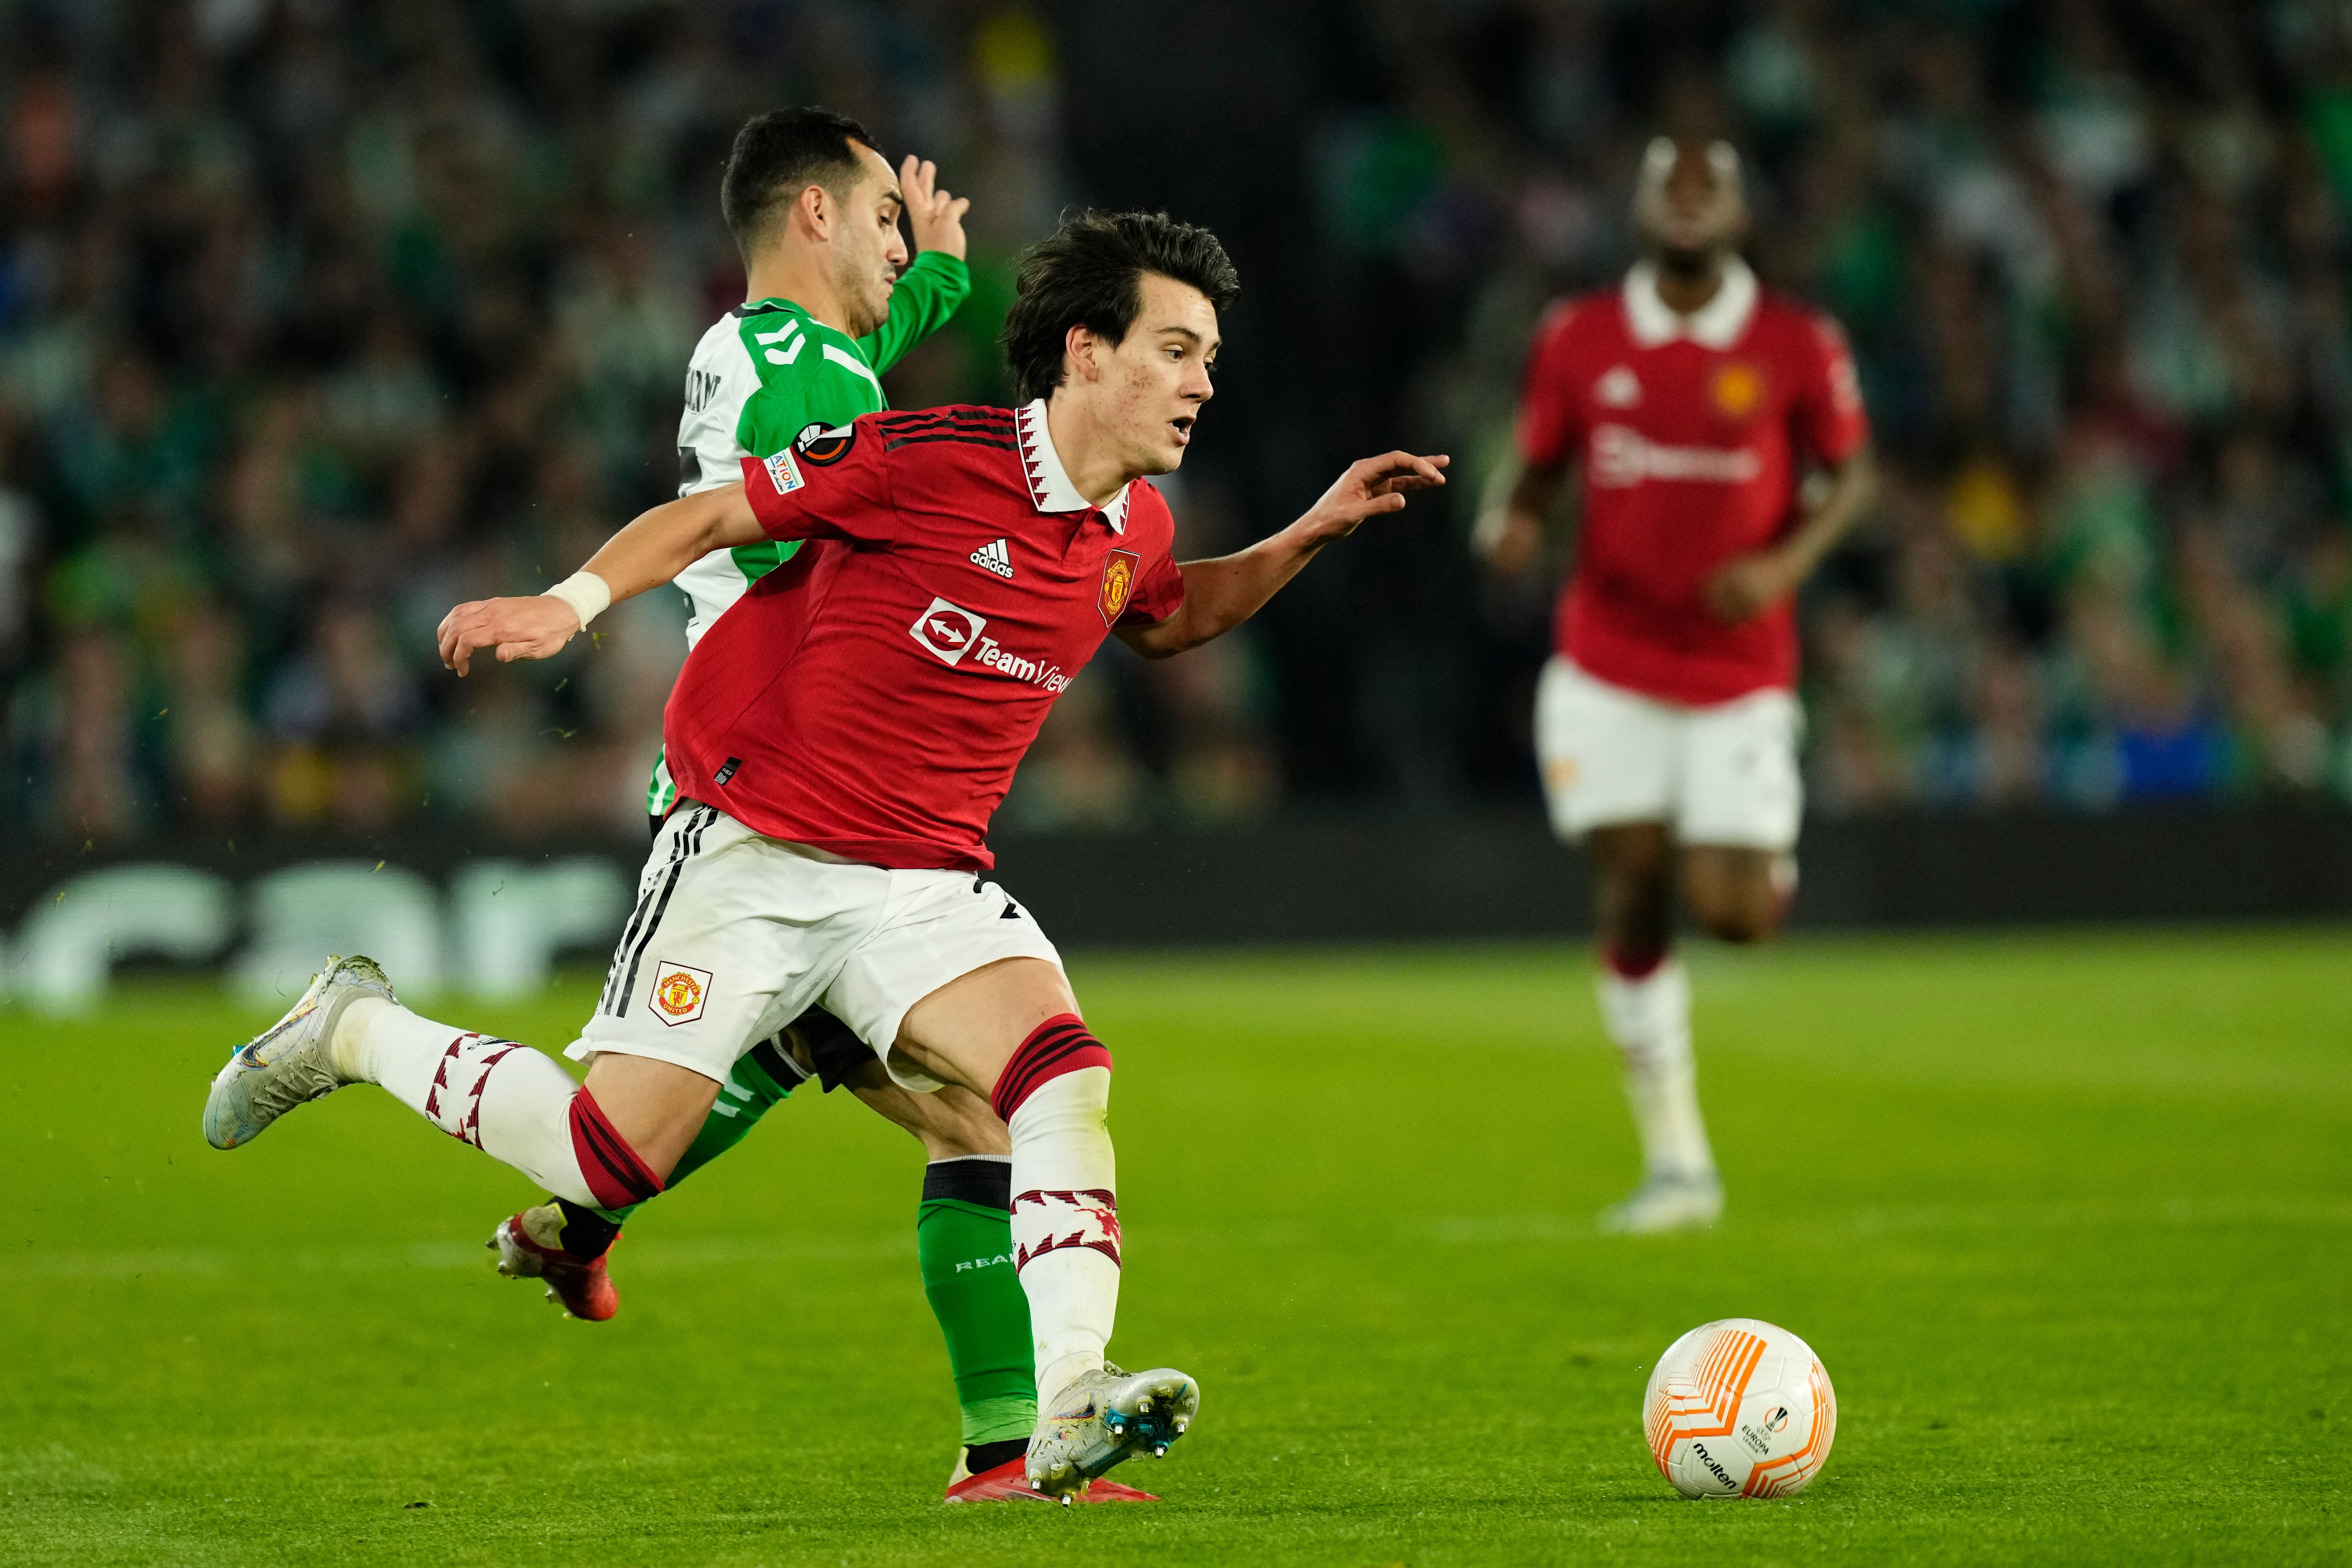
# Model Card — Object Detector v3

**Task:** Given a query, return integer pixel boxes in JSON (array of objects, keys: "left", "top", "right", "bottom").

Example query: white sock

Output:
[
  {"left": 332, "top": 998, "right": 609, "bottom": 1208},
  {"left": 1006, "top": 1064, "right": 1120, "bottom": 1403},
  {"left": 1596, "top": 958, "right": 1716, "bottom": 1181}
]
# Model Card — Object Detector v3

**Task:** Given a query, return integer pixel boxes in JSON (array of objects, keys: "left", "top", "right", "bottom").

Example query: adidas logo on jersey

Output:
[
  {"left": 1597, "top": 365, "right": 1642, "bottom": 407},
  {"left": 969, "top": 538, "right": 1014, "bottom": 579}
]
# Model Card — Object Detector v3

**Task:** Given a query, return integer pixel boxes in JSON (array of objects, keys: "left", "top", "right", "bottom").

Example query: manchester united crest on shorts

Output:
[
  {"left": 1098, "top": 549, "right": 1141, "bottom": 627},
  {"left": 649, "top": 961, "right": 713, "bottom": 1027}
]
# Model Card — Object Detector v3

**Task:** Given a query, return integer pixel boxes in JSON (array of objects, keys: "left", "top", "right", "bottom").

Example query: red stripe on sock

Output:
[
  {"left": 994, "top": 1031, "right": 1109, "bottom": 1119},
  {"left": 1011, "top": 1188, "right": 1122, "bottom": 1269},
  {"left": 567, "top": 1089, "right": 664, "bottom": 1210},
  {"left": 1015, "top": 1233, "right": 1124, "bottom": 1270},
  {"left": 1604, "top": 943, "right": 1670, "bottom": 980},
  {"left": 990, "top": 1013, "right": 1112, "bottom": 1122}
]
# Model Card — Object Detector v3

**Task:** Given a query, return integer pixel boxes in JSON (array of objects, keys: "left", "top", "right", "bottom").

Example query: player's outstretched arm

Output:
[
  {"left": 1475, "top": 456, "right": 1570, "bottom": 578},
  {"left": 900, "top": 155, "right": 970, "bottom": 261},
  {"left": 862, "top": 157, "right": 974, "bottom": 373},
  {"left": 1701, "top": 446, "right": 1878, "bottom": 624},
  {"left": 437, "top": 484, "right": 767, "bottom": 675},
  {"left": 1118, "top": 452, "right": 1447, "bottom": 660}
]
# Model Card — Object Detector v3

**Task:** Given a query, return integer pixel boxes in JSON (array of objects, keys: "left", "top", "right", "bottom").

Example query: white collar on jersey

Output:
[
  {"left": 1622, "top": 256, "right": 1758, "bottom": 350},
  {"left": 1017, "top": 398, "right": 1130, "bottom": 533}
]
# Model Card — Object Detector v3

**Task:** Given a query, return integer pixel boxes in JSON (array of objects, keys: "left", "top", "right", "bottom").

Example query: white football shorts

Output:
[
  {"left": 567, "top": 802, "right": 1064, "bottom": 1091},
  {"left": 1533, "top": 656, "right": 1803, "bottom": 850}
]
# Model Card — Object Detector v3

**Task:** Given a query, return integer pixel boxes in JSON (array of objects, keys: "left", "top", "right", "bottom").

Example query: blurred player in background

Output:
[
  {"left": 1479, "top": 138, "right": 1874, "bottom": 1235},
  {"left": 494, "top": 106, "right": 1075, "bottom": 1501}
]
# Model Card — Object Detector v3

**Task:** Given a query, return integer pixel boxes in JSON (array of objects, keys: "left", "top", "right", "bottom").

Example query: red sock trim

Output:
[
  {"left": 567, "top": 1089, "right": 664, "bottom": 1211},
  {"left": 1011, "top": 1188, "right": 1122, "bottom": 1269},
  {"left": 1604, "top": 944, "right": 1670, "bottom": 981},
  {"left": 991, "top": 1014, "right": 1112, "bottom": 1122}
]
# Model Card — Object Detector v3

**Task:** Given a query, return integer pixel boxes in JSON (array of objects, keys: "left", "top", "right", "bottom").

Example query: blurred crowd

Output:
[
  {"left": 1400, "top": 0, "right": 2352, "bottom": 810},
  {"left": 7, "top": 1, "right": 2352, "bottom": 845},
  {"left": 0, "top": 0, "right": 1253, "bottom": 840}
]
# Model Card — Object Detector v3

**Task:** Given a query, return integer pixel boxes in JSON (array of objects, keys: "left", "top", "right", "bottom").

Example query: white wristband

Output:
[{"left": 544, "top": 570, "right": 612, "bottom": 631}]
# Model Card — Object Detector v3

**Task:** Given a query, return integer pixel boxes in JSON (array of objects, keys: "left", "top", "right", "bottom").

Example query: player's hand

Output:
[
  {"left": 1702, "top": 548, "right": 1804, "bottom": 624},
  {"left": 1298, "top": 452, "right": 1449, "bottom": 540},
  {"left": 1481, "top": 508, "right": 1545, "bottom": 576},
  {"left": 437, "top": 595, "right": 584, "bottom": 676},
  {"left": 901, "top": 155, "right": 970, "bottom": 261}
]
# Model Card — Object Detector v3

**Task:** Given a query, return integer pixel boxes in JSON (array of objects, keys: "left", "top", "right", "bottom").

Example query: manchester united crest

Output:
[
  {"left": 1098, "top": 550, "right": 1141, "bottom": 627},
  {"left": 649, "top": 961, "right": 712, "bottom": 1027},
  {"left": 1710, "top": 361, "right": 1765, "bottom": 419}
]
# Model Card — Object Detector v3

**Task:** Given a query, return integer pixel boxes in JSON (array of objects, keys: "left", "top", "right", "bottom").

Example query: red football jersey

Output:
[
  {"left": 1516, "top": 261, "right": 1867, "bottom": 704},
  {"left": 661, "top": 400, "right": 1185, "bottom": 871}
]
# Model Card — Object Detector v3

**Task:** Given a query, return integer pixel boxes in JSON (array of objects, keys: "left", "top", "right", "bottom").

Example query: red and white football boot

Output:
[
  {"left": 943, "top": 1456, "right": 1158, "bottom": 1504},
  {"left": 488, "top": 1204, "right": 620, "bottom": 1322}
]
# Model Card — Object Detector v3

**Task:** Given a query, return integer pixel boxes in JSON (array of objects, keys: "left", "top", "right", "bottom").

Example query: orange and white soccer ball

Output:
[{"left": 1642, "top": 1318, "right": 1836, "bottom": 1499}]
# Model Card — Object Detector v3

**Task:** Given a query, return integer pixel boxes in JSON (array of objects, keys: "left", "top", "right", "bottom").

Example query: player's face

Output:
[
  {"left": 1100, "top": 273, "right": 1220, "bottom": 476},
  {"left": 829, "top": 143, "right": 911, "bottom": 339},
  {"left": 1633, "top": 141, "right": 1746, "bottom": 267}
]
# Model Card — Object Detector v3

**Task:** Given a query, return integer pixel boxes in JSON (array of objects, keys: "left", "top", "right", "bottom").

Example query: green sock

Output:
[
  {"left": 545, "top": 1052, "right": 1039, "bottom": 1454},
  {"left": 572, "top": 1042, "right": 801, "bottom": 1237},
  {"left": 918, "top": 1157, "right": 1037, "bottom": 1448},
  {"left": 665, "top": 1044, "right": 799, "bottom": 1191}
]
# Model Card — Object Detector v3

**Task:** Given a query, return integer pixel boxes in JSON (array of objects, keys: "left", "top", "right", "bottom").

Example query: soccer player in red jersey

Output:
[
  {"left": 1480, "top": 139, "right": 1875, "bottom": 1235},
  {"left": 204, "top": 210, "right": 1446, "bottom": 1500}
]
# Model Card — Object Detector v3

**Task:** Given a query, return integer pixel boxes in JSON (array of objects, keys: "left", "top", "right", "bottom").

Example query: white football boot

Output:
[
  {"left": 1024, "top": 1363, "right": 1200, "bottom": 1503},
  {"left": 1597, "top": 1170, "right": 1723, "bottom": 1235},
  {"left": 203, "top": 956, "right": 396, "bottom": 1150}
]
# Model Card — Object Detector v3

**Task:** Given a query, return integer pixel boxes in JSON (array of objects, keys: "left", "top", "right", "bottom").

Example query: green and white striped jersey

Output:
[
  {"left": 649, "top": 250, "right": 968, "bottom": 816},
  {"left": 671, "top": 250, "right": 968, "bottom": 642}
]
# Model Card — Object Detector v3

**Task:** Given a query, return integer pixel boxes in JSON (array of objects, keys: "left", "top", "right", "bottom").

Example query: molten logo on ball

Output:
[{"left": 1642, "top": 1317, "right": 1836, "bottom": 1499}]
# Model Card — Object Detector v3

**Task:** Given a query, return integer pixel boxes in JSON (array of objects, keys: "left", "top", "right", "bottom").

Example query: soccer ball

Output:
[{"left": 1642, "top": 1317, "right": 1836, "bottom": 1499}]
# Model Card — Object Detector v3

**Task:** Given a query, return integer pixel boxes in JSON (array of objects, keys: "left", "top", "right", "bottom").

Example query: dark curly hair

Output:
[{"left": 1000, "top": 210, "right": 1241, "bottom": 404}]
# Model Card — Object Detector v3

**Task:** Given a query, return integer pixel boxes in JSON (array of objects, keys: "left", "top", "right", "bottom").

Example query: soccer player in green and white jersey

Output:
[
  {"left": 484, "top": 108, "right": 1102, "bottom": 1502},
  {"left": 653, "top": 113, "right": 968, "bottom": 810}
]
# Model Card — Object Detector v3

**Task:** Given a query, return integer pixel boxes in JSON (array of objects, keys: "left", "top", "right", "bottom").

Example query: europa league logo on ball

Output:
[{"left": 1644, "top": 1319, "right": 1836, "bottom": 1499}]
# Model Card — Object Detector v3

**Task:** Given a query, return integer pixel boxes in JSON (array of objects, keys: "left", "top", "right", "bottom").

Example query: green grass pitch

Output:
[{"left": 3, "top": 929, "right": 2347, "bottom": 1566}]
